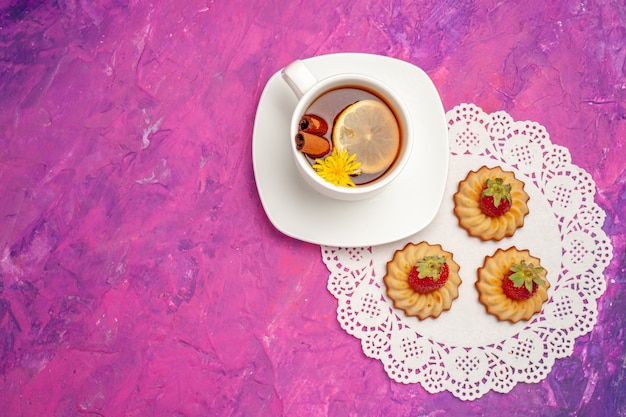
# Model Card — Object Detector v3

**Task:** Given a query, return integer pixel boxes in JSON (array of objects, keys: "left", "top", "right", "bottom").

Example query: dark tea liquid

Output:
[{"left": 302, "top": 87, "right": 402, "bottom": 185}]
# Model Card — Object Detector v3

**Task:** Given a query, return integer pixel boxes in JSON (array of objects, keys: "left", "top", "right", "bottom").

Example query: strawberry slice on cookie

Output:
[
  {"left": 407, "top": 255, "right": 449, "bottom": 294},
  {"left": 479, "top": 177, "right": 512, "bottom": 217}
]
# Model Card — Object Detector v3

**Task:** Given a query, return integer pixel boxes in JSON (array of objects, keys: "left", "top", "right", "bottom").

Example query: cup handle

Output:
[{"left": 281, "top": 60, "right": 317, "bottom": 99}]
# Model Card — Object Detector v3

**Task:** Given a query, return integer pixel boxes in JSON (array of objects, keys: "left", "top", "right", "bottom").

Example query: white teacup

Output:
[{"left": 282, "top": 60, "right": 414, "bottom": 201}]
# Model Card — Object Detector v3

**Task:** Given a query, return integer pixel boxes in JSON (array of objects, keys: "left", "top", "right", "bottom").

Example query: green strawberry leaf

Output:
[
  {"left": 509, "top": 260, "right": 546, "bottom": 290},
  {"left": 415, "top": 255, "right": 446, "bottom": 282},
  {"left": 482, "top": 177, "right": 512, "bottom": 208}
]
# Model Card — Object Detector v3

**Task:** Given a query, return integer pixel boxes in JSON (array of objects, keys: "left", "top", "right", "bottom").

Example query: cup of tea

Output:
[{"left": 282, "top": 59, "right": 414, "bottom": 201}]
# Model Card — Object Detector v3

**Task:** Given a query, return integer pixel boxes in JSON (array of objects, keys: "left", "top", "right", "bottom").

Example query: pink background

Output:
[{"left": 1, "top": 0, "right": 624, "bottom": 415}]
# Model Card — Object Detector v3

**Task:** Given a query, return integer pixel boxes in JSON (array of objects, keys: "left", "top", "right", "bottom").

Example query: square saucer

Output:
[{"left": 252, "top": 53, "right": 448, "bottom": 247}]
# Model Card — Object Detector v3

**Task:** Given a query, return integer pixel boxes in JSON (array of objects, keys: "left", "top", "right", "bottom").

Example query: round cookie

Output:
[
  {"left": 453, "top": 166, "right": 529, "bottom": 241},
  {"left": 476, "top": 247, "right": 550, "bottom": 323},
  {"left": 384, "top": 242, "right": 461, "bottom": 320}
]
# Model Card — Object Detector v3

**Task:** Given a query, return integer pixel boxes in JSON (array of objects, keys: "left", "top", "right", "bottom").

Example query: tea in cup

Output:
[{"left": 282, "top": 60, "right": 413, "bottom": 201}]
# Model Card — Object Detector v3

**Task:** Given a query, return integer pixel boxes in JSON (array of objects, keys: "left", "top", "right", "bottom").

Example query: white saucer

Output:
[{"left": 252, "top": 53, "right": 448, "bottom": 247}]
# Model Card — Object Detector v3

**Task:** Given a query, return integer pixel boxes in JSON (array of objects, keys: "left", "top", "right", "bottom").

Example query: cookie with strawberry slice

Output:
[
  {"left": 384, "top": 242, "right": 461, "bottom": 320},
  {"left": 454, "top": 166, "right": 530, "bottom": 241},
  {"left": 476, "top": 247, "right": 550, "bottom": 323}
]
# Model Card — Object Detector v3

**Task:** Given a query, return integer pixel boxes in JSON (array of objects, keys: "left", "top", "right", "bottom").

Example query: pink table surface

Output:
[{"left": 1, "top": 1, "right": 624, "bottom": 416}]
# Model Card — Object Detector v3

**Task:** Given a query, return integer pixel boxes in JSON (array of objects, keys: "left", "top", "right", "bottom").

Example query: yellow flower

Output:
[{"left": 312, "top": 147, "right": 362, "bottom": 187}]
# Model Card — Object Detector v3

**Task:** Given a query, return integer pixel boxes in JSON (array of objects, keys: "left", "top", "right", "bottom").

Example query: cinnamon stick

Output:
[
  {"left": 295, "top": 131, "right": 331, "bottom": 158},
  {"left": 299, "top": 114, "right": 328, "bottom": 135}
]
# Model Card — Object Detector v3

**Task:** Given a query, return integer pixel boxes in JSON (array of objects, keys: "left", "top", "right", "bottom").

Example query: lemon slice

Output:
[{"left": 332, "top": 99, "right": 400, "bottom": 174}]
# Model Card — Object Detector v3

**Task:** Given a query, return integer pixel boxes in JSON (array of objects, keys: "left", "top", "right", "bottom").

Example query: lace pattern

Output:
[{"left": 322, "top": 103, "right": 613, "bottom": 401}]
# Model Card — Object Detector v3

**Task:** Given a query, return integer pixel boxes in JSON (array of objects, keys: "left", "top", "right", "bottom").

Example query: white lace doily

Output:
[{"left": 321, "top": 103, "right": 613, "bottom": 401}]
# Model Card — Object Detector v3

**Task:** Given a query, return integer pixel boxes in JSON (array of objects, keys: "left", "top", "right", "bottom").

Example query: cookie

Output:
[
  {"left": 384, "top": 242, "right": 461, "bottom": 320},
  {"left": 476, "top": 247, "right": 550, "bottom": 323},
  {"left": 454, "top": 166, "right": 529, "bottom": 241}
]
